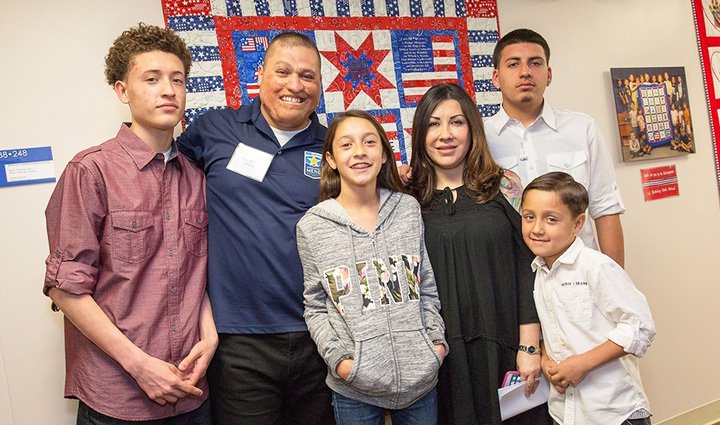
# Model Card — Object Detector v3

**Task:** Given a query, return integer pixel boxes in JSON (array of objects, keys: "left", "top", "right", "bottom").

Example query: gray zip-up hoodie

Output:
[{"left": 296, "top": 189, "right": 447, "bottom": 410}]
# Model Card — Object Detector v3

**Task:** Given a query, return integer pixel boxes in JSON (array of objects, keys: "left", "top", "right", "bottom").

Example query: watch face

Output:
[{"left": 520, "top": 345, "right": 538, "bottom": 354}]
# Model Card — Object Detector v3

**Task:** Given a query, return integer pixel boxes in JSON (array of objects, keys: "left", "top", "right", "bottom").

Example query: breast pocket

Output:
[
  {"left": 546, "top": 151, "right": 588, "bottom": 186},
  {"left": 182, "top": 209, "right": 208, "bottom": 257},
  {"left": 111, "top": 211, "right": 154, "bottom": 263},
  {"left": 557, "top": 285, "right": 592, "bottom": 325}
]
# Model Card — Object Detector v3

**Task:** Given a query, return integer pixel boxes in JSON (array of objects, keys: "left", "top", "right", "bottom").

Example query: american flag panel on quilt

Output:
[{"left": 162, "top": 0, "right": 501, "bottom": 164}]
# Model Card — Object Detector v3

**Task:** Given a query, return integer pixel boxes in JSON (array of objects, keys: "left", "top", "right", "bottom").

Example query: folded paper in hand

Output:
[{"left": 498, "top": 378, "right": 550, "bottom": 421}]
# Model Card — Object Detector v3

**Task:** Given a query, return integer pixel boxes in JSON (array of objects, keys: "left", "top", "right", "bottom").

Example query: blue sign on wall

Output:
[{"left": 0, "top": 146, "right": 56, "bottom": 187}]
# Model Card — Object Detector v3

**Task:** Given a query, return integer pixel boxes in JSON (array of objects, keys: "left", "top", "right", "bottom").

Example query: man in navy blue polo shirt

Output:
[{"left": 177, "top": 32, "right": 332, "bottom": 425}]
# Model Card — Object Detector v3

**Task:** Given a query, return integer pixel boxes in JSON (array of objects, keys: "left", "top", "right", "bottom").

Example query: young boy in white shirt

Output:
[{"left": 520, "top": 172, "right": 656, "bottom": 425}]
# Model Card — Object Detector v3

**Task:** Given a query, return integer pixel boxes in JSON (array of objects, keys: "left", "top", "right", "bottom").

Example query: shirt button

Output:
[
  {"left": 166, "top": 213, "right": 171, "bottom": 220},
  {"left": 171, "top": 324, "right": 177, "bottom": 332},
  {"left": 131, "top": 222, "right": 137, "bottom": 229},
  {"left": 170, "top": 287, "right": 177, "bottom": 294},
  {"left": 277, "top": 150, "right": 283, "bottom": 155},
  {"left": 168, "top": 249, "right": 174, "bottom": 257}
]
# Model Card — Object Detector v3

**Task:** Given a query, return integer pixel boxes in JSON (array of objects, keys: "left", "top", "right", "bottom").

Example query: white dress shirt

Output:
[
  {"left": 484, "top": 103, "right": 625, "bottom": 249},
  {"left": 532, "top": 237, "right": 656, "bottom": 425}
]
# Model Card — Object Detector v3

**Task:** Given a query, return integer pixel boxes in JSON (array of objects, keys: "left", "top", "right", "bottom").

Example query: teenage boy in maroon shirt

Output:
[{"left": 43, "top": 24, "right": 216, "bottom": 424}]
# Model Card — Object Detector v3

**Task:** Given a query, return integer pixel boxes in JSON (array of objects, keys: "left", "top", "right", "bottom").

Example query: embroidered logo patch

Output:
[{"left": 304, "top": 151, "right": 322, "bottom": 179}]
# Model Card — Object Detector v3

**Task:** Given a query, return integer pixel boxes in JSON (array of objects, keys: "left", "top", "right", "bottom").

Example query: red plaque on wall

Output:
[{"left": 640, "top": 165, "right": 679, "bottom": 201}]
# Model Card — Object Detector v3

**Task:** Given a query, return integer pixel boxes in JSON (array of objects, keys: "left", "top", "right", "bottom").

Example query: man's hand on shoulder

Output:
[{"left": 397, "top": 164, "right": 413, "bottom": 186}]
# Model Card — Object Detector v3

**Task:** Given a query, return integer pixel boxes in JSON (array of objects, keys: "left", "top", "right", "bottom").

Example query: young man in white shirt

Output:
[
  {"left": 485, "top": 28, "right": 626, "bottom": 266},
  {"left": 520, "top": 172, "right": 655, "bottom": 425}
]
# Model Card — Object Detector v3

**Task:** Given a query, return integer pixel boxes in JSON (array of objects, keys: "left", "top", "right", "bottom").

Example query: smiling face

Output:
[
  {"left": 258, "top": 43, "right": 321, "bottom": 131},
  {"left": 325, "top": 116, "right": 387, "bottom": 194},
  {"left": 114, "top": 50, "right": 186, "bottom": 143},
  {"left": 492, "top": 42, "right": 552, "bottom": 116},
  {"left": 424, "top": 99, "right": 470, "bottom": 177},
  {"left": 521, "top": 189, "right": 585, "bottom": 268}
]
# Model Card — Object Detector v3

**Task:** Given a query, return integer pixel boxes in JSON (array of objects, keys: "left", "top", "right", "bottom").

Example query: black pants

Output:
[{"left": 208, "top": 332, "right": 333, "bottom": 425}]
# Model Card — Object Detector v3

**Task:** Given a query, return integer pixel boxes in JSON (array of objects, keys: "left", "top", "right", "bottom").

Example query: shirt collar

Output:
[
  {"left": 237, "top": 99, "right": 326, "bottom": 146},
  {"left": 115, "top": 123, "right": 161, "bottom": 170},
  {"left": 538, "top": 101, "right": 557, "bottom": 130},
  {"left": 531, "top": 236, "right": 585, "bottom": 272},
  {"left": 487, "top": 104, "right": 511, "bottom": 136},
  {"left": 492, "top": 101, "right": 557, "bottom": 135}
]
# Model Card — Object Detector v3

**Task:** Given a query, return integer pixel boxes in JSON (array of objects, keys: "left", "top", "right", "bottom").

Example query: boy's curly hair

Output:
[{"left": 104, "top": 23, "right": 192, "bottom": 85}]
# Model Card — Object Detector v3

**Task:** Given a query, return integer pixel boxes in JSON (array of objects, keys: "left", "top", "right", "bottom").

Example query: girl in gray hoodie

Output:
[{"left": 297, "top": 110, "right": 448, "bottom": 425}]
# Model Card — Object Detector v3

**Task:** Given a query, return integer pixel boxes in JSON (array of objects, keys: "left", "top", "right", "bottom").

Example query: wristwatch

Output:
[{"left": 518, "top": 344, "right": 541, "bottom": 355}]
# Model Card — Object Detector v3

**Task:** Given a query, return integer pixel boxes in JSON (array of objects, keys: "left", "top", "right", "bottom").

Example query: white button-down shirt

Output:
[
  {"left": 532, "top": 238, "right": 655, "bottom": 425},
  {"left": 485, "top": 103, "right": 625, "bottom": 249}
]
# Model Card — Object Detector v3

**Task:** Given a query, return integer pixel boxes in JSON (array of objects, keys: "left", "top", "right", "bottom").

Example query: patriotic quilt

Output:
[
  {"left": 637, "top": 84, "right": 673, "bottom": 147},
  {"left": 692, "top": 0, "right": 720, "bottom": 189},
  {"left": 162, "top": 0, "right": 501, "bottom": 164}
]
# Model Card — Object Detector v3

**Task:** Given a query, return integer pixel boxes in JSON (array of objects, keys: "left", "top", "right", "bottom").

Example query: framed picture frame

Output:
[
  {"left": 610, "top": 67, "right": 696, "bottom": 162},
  {"left": 692, "top": 0, "right": 720, "bottom": 188}
]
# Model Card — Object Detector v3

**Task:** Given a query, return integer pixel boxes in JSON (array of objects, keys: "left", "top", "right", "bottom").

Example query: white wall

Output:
[{"left": 0, "top": 1, "right": 717, "bottom": 423}]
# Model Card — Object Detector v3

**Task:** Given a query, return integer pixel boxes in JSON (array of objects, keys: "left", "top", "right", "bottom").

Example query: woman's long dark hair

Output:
[
  {"left": 318, "top": 110, "right": 406, "bottom": 202},
  {"left": 409, "top": 83, "right": 503, "bottom": 207}
]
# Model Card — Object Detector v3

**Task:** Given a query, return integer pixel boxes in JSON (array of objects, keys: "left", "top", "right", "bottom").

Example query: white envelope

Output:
[{"left": 498, "top": 377, "right": 550, "bottom": 421}]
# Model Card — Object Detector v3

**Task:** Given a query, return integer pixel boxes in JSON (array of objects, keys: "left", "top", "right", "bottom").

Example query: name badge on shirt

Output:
[{"left": 226, "top": 143, "right": 274, "bottom": 182}]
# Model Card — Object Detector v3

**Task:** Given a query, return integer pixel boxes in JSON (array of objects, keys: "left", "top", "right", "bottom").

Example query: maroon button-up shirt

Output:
[{"left": 44, "top": 124, "right": 208, "bottom": 420}]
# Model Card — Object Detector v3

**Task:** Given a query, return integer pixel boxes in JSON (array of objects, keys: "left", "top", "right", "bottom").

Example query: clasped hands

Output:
[
  {"left": 541, "top": 353, "right": 589, "bottom": 394},
  {"left": 129, "top": 337, "right": 218, "bottom": 406}
]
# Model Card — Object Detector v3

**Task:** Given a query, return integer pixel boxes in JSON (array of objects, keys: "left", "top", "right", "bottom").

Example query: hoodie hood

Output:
[{"left": 305, "top": 188, "right": 400, "bottom": 234}]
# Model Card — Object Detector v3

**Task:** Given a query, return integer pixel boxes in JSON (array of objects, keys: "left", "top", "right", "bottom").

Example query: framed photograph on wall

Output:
[{"left": 610, "top": 67, "right": 696, "bottom": 162}]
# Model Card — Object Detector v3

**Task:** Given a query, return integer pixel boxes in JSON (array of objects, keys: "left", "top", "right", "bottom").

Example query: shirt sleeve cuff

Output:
[
  {"left": 44, "top": 256, "right": 98, "bottom": 296},
  {"left": 589, "top": 197, "right": 625, "bottom": 219},
  {"left": 607, "top": 322, "right": 649, "bottom": 357}
]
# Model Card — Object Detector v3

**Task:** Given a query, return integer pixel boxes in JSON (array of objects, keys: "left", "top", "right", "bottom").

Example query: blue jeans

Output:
[{"left": 332, "top": 388, "right": 437, "bottom": 425}]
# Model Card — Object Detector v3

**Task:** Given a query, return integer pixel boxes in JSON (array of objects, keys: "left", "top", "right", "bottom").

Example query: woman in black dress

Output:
[{"left": 408, "top": 83, "right": 551, "bottom": 425}]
